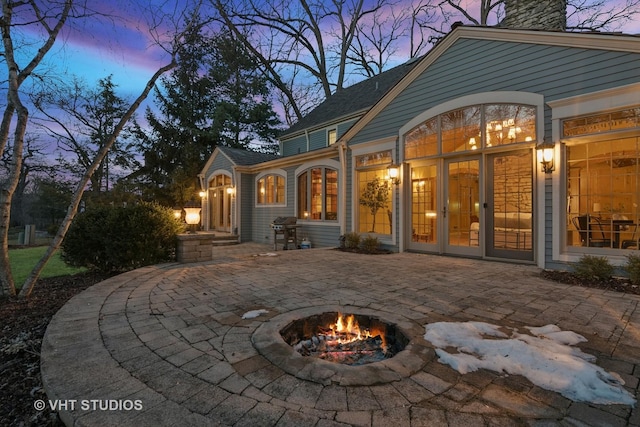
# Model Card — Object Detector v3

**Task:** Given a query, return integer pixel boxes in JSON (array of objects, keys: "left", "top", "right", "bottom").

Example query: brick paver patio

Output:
[{"left": 41, "top": 244, "right": 640, "bottom": 426}]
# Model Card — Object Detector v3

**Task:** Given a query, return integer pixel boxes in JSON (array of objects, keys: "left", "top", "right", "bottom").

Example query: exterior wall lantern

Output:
[
  {"left": 387, "top": 164, "right": 401, "bottom": 185},
  {"left": 198, "top": 190, "right": 207, "bottom": 199},
  {"left": 536, "top": 140, "right": 555, "bottom": 174},
  {"left": 226, "top": 187, "right": 235, "bottom": 196},
  {"left": 172, "top": 206, "right": 183, "bottom": 220},
  {"left": 183, "top": 200, "right": 201, "bottom": 233}
]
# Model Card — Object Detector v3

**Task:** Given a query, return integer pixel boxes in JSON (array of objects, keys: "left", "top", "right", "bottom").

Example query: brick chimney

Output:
[{"left": 501, "top": 0, "right": 567, "bottom": 31}]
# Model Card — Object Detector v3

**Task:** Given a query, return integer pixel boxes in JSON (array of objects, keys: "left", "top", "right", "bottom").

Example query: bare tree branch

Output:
[{"left": 211, "top": 0, "right": 393, "bottom": 122}]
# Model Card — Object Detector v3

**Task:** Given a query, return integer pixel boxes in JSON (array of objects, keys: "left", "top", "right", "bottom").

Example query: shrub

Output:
[
  {"left": 62, "top": 202, "right": 184, "bottom": 273},
  {"left": 47, "top": 223, "right": 59, "bottom": 236},
  {"left": 360, "top": 235, "right": 381, "bottom": 254},
  {"left": 343, "top": 232, "right": 361, "bottom": 249},
  {"left": 573, "top": 255, "right": 614, "bottom": 282},
  {"left": 624, "top": 254, "right": 640, "bottom": 285}
]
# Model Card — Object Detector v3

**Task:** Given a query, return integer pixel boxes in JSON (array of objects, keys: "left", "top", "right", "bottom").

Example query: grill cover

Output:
[
  {"left": 271, "top": 217, "right": 297, "bottom": 230},
  {"left": 272, "top": 217, "right": 297, "bottom": 225}
]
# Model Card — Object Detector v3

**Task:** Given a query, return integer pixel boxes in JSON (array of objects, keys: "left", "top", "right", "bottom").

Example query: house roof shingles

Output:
[
  {"left": 218, "top": 146, "right": 280, "bottom": 166},
  {"left": 279, "top": 59, "right": 421, "bottom": 139}
]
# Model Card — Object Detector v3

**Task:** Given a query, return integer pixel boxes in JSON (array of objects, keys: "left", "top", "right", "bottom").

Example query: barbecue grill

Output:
[{"left": 271, "top": 216, "right": 299, "bottom": 250}]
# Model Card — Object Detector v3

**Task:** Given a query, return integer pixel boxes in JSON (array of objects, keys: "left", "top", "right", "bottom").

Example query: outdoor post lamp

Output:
[
  {"left": 387, "top": 164, "right": 401, "bottom": 186},
  {"left": 183, "top": 200, "right": 201, "bottom": 233},
  {"left": 536, "top": 141, "right": 555, "bottom": 174}
]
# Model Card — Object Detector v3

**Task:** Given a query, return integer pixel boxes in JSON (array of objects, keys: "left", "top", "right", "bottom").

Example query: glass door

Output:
[
  {"left": 209, "top": 174, "right": 233, "bottom": 233},
  {"left": 486, "top": 149, "right": 534, "bottom": 260},
  {"left": 408, "top": 163, "right": 439, "bottom": 251},
  {"left": 444, "top": 158, "right": 481, "bottom": 257}
]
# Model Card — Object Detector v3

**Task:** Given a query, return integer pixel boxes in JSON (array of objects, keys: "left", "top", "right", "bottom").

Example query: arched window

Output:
[
  {"left": 297, "top": 167, "right": 338, "bottom": 221},
  {"left": 405, "top": 103, "right": 537, "bottom": 159},
  {"left": 257, "top": 174, "right": 285, "bottom": 205}
]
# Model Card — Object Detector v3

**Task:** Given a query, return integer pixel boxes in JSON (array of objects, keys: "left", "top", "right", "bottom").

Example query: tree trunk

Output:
[
  {"left": 0, "top": 0, "right": 73, "bottom": 297},
  {"left": 18, "top": 60, "right": 177, "bottom": 298}
]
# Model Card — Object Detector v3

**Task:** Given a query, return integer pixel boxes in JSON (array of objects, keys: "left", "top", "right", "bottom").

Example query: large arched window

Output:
[
  {"left": 404, "top": 103, "right": 537, "bottom": 159},
  {"left": 297, "top": 167, "right": 338, "bottom": 221}
]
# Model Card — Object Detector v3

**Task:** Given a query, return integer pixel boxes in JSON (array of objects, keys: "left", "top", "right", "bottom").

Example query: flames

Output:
[
  {"left": 330, "top": 313, "right": 387, "bottom": 351},
  {"left": 287, "top": 312, "right": 397, "bottom": 365}
]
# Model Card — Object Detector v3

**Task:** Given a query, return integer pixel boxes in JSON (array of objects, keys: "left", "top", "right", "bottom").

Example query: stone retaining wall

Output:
[{"left": 176, "top": 233, "right": 213, "bottom": 263}]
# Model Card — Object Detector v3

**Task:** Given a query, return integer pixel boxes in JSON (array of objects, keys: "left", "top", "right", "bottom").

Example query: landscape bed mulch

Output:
[
  {"left": 0, "top": 273, "right": 109, "bottom": 427},
  {"left": 0, "top": 268, "right": 639, "bottom": 426},
  {"left": 540, "top": 269, "right": 640, "bottom": 295}
]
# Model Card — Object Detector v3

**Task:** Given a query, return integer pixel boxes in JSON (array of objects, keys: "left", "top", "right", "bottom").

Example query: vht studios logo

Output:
[{"left": 34, "top": 399, "right": 143, "bottom": 411}]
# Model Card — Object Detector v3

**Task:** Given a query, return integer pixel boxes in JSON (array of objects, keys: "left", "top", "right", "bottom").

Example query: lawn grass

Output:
[{"left": 8, "top": 246, "right": 86, "bottom": 287}]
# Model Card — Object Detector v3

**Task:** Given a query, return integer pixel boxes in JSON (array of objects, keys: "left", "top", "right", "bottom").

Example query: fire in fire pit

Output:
[{"left": 280, "top": 312, "right": 408, "bottom": 365}]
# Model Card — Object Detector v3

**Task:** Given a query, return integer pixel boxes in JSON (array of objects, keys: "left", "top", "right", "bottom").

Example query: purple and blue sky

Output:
[{"left": 20, "top": 1, "right": 640, "bottom": 109}]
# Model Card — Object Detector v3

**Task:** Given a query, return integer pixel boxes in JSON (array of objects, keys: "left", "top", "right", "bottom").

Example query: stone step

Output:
[
  {"left": 211, "top": 239, "right": 239, "bottom": 246},
  {"left": 211, "top": 235, "right": 239, "bottom": 246}
]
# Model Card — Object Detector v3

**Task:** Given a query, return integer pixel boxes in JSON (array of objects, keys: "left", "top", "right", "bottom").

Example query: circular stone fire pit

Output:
[
  {"left": 280, "top": 312, "right": 409, "bottom": 366},
  {"left": 252, "top": 305, "right": 433, "bottom": 386}
]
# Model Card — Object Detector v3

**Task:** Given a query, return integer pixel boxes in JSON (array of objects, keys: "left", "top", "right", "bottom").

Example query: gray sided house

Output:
[{"left": 200, "top": 25, "right": 640, "bottom": 269}]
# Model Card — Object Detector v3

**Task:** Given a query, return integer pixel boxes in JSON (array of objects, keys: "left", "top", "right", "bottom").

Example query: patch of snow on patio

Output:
[
  {"left": 242, "top": 309, "right": 268, "bottom": 319},
  {"left": 424, "top": 321, "right": 636, "bottom": 406}
]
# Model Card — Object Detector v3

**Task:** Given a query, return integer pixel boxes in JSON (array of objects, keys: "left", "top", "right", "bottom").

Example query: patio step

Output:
[{"left": 211, "top": 235, "right": 239, "bottom": 246}]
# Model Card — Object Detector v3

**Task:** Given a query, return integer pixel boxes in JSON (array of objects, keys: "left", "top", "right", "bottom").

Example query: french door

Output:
[
  {"left": 444, "top": 158, "right": 482, "bottom": 257},
  {"left": 408, "top": 150, "right": 534, "bottom": 261},
  {"left": 486, "top": 149, "right": 534, "bottom": 261},
  {"left": 209, "top": 186, "right": 232, "bottom": 232}
]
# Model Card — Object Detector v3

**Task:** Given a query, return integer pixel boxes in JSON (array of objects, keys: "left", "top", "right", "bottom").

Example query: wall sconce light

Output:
[
  {"left": 226, "top": 187, "right": 235, "bottom": 196},
  {"left": 198, "top": 190, "right": 207, "bottom": 199},
  {"left": 172, "top": 206, "right": 183, "bottom": 221},
  {"left": 536, "top": 140, "right": 555, "bottom": 174},
  {"left": 387, "top": 164, "right": 401, "bottom": 185},
  {"left": 183, "top": 200, "right": 201, "bottom": 233}
]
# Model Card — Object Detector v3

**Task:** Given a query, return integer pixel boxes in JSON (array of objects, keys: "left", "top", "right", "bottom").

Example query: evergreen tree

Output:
[
  {"left": 133, "top": 17, "right": 217, "bottom": 206},
  {"left": 208, "top": 32, "right": 281, "bottom": 154}
]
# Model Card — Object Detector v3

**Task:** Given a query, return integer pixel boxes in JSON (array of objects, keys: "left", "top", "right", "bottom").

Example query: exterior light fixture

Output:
[
  {"left": 183, "top": 200, "right": 201, "bottom": 233},
  {"left": 226, "top": 187, "right": 235, "bottom": 196},
  {"left": 536, "top": 140, "right": 555, "bottom": 174},
  {"left": 387, "top": 164, "right": 401, "bottom": 185},
  {"left": 198, "top": 190, "right": 207, "bottom": 199},
  {"left": 172, "top": 206, "right": 183, "bottom": 220}
]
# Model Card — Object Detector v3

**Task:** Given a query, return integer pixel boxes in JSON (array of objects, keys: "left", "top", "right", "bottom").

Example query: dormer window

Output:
[{"left": 328, "top": 128, "right": 337, "bottom": 146}]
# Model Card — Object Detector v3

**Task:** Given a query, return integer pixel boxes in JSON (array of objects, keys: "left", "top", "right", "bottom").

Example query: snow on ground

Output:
[
  {"left": 424, "top": 321, "right": 636, "bottom": 406},
  {"left": 242, "top": 309, "right": 269, "bottom": 319}
]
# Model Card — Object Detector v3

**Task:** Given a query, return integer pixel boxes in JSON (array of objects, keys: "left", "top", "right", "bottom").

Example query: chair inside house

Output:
[
  {"left": 621, "top": 226, "right": 639, "bottom": 249},
  {"left": 572, "top": 215, "right": 612, "bottom": 247}
]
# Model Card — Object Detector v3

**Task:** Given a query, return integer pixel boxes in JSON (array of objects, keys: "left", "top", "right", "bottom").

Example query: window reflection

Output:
[
  {"left": 567, "top": 137, "right": 640, "bottom": 249},
  {"left": 404, "top": 103, "right": 537, "bottom": 160}
]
